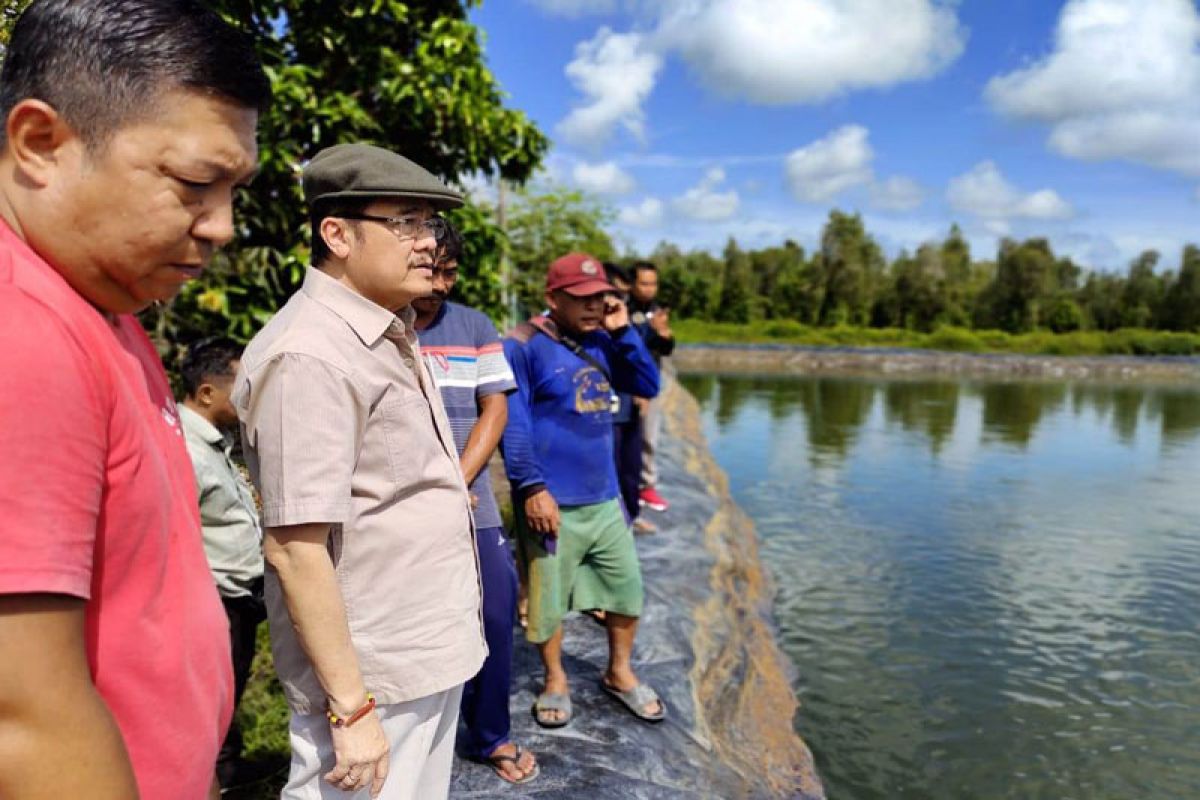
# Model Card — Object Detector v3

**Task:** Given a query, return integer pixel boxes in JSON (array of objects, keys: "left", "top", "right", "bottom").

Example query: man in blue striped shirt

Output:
[{"left": 413, "top": 223, "right": 538, "bottom": 786}]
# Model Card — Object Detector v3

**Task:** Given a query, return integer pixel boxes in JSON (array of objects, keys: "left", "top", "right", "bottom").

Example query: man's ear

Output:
[
  {"left": 544, "top": 290, "right": 559, "bottom": 314},
  {"left": 4, "top": 99, "right": 76, "bottom": 188},
  {"left": 320, "top": 217, "right": 355, "bottom": 261},
  {"left": 195, "top": 382, "right": 216, "bottom": 407}
]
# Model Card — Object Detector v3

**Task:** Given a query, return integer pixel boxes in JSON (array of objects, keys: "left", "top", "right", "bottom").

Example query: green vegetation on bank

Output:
[
  {"left": 675, "top": 319, "right": 1200, "bottom": 357},
  {"left": 651, "top": 214, "right": 1200, "bottom": 347}
]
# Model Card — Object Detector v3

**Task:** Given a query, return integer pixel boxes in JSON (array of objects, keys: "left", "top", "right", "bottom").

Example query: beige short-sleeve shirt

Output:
[{"left": 234, "top": 267, "right": 486, "bottom": 712}]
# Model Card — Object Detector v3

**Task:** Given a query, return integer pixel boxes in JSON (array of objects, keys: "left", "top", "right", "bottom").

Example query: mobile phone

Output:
[{"left": 541, "top": 533, "right": 557, "bottom": 555}]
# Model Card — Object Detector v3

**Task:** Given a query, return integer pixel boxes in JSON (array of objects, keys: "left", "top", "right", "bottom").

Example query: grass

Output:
[
  {"left": 226, "top": 625, "right": 290, "bottom": 799},
  {"left": 673, "top": 319, "right": 1200, "bottom": 357}
]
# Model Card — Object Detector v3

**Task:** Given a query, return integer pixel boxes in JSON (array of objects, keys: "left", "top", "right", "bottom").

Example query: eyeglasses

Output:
[{"left": 336, "top": 212, "right": 447, "bottom": 243}]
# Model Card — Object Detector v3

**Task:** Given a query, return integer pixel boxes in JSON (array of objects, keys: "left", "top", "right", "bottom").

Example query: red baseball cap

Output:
[{"left": 545, "top": 252, "right": 616, "bottom": 296}]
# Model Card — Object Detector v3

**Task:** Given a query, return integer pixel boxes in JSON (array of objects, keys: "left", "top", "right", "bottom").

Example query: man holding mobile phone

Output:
[
  {"left": 501, "top": 253, "right": 666, "bottom": 729},
  {"left": 628, "top": 261, "right": 676, "bottom": 513}
]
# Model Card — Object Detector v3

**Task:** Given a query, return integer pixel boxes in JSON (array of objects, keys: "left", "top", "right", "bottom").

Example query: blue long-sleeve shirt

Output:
[{"left": 502, "top": 320, "right": 659, "bottom": 507}]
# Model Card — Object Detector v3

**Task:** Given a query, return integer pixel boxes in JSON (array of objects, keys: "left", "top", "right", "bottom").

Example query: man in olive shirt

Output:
[
  {"left": 179, "top": 337, "right": 270, "bottom": 790},
  {"left": 235, "top": 144, "right": 485, "bottom": 800}
]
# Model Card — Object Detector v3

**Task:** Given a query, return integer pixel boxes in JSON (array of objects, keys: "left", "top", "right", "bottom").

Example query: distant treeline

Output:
[{"left": 647, "top": 211, "right": 1200, "bottom": 336}]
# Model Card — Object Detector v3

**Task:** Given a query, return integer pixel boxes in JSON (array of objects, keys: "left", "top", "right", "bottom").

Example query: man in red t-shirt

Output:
[{"left": 0, "top": 2, "right": 268, "bottom": 798}]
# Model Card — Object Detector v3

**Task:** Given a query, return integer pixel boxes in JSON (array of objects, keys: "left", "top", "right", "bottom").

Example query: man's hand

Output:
[
  {"left": 524, "top": 489, "right": 560, "bottom": 537},
  {"left": 649, "top": 306, "right": 672, "bottom": 338},
  {"left": 469, "top": 492, "right": 480, "bottom": 510},
  {"left": 633, "top": 396, "right": 652, "bottom": 417},
  {"left": 325, "top": 711, "right": 390, "bottom": 797},
  {"left": 604, "top": 294, "right": 630, "bottom": 332}
]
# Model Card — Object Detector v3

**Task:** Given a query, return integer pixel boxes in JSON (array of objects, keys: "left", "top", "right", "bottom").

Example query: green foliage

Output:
[
  {"left": 647, "top": 209, "right": 1199, "bottom": 349},
  {"left": 0, "top": 0, "right": 30, "bottom": 48},
  {"left": 1045, "top": 296, "right": 1084, "bottom": 333},
  {"left": 674, "top": 319, "right": 1200, "bottom": 357},
  {"left": 925, "top": 326, "right": 984, "bottom": 352},
  {"left": 1, "top": 1, "right": 548, "bottom": 364},
  {"left": 445, "top": 202, "right": 507, "bottom": 323},
  {"left": 504, "top": 184, "right": 614, "bottom": 316}
]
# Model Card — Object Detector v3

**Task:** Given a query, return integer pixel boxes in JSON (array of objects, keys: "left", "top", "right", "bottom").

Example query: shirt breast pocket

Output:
[{"left": 378, "top": 393, "right": 441, "bottom": 497}]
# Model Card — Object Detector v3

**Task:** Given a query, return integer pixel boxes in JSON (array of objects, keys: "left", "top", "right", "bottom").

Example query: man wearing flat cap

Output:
[{"left": 234, "top": 143, "right": 486, "bottom": 800}]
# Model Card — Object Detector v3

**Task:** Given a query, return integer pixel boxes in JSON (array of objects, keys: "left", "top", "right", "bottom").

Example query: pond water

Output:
[{"left": 678, "top": 372, "right": 1200, "bottom": 800}]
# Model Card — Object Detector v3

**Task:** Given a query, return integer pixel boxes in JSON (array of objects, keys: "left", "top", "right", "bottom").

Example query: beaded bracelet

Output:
[{"left": 327, "top": 693, "right": 376, "bottom": 729}]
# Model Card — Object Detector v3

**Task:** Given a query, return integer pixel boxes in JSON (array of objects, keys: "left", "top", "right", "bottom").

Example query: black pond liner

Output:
[{"left": 450, "top": 377, "right": 823, "bottom": 799}]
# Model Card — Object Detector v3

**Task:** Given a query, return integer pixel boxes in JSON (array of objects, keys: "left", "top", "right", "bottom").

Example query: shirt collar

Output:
[
  {"left": 178, "top": 404, "right": 225, "bottom": 447},
  {"left": 301, "top": 266, "right": 412, "bottom": 347}
]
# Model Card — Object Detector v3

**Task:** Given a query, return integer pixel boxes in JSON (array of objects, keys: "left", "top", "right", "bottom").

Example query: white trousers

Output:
[{"left": 281, "top": 684, "right": 463, "bottom": 800}]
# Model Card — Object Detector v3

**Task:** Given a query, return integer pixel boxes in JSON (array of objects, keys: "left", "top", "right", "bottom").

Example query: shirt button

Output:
[{"left": 404, "top": 358, "right": 415, "bottom": 368}]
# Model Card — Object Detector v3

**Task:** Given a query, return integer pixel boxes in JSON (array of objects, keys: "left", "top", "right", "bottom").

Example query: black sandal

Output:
[{"left": 484, "top": 744, "right": 540, "bottom": 785}]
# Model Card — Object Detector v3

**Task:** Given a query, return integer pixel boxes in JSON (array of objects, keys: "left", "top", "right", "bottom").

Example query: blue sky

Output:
[{"left": 468, "top": 0, "right": 1200, "bottom": 271}]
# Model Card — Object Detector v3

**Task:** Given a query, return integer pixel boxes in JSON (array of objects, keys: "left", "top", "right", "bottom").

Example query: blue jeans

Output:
[{"left": 460, "top": 525, "right": 519, "bottom": 758}]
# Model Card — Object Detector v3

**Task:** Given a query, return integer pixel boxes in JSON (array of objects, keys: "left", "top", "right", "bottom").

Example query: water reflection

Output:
[
  {"left": 882, "top": 381, "right": 958, "bottom": 454},
  {"left": 680, "top": 372, "right": 1200, "bottom": 800},
  {"left": 682, "top": 373, "right": 1200, "bottom": 459}
]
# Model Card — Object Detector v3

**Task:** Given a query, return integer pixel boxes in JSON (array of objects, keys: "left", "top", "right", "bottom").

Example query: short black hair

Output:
[
  {"left": 604, "top": 262, "right": 630, "bottom": 285},
  {"left": 310, "top": 199, "right": 371, "bottom": 268},
  {"left": 181, "top": 337, "right": 242, "bottom": 397},
  {"left": 0, "top": 0, "right": 270, "bottom": 150},
  {"left": 631, "top": 260, "right": 658, "bottom": 278},
  {"left": 437, "top": 219, "right": 463, "bottom": 265}
]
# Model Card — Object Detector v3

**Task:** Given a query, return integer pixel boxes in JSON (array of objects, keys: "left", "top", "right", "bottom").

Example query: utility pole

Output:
[{"left": 497, "top": 178, "right": 517, "bottom": 328}]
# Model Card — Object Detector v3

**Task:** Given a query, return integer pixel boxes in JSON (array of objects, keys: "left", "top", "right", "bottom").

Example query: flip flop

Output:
[
  {"left": 483, "top": 744, "right": 540, "bottom": 785},
  {"left": 601, "top": 679, "right": 667, "bottom": 723},
  {"left": 531, "top": 691, "right": 572, "bottom": 728}
]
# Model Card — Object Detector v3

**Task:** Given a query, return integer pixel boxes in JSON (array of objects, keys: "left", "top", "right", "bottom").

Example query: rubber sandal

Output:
[
  {"left": 484, "top": 744, "right": 540, "bottom": 785},
  {"left": 601, "top": 679, "right": 666, "bottom": 723},
  {"left": 531, "top": 691, "right": 572, "bottom": 728}
]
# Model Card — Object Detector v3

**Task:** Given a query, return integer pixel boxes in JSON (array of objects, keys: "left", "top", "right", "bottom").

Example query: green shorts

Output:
[{"left": 516, "top": 497, "right": 644, "bottom": 644}]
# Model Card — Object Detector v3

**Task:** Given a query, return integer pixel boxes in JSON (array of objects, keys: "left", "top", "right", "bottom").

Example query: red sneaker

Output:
[{"left": 639, "top": 486, "right": 669, "bottom": 512}]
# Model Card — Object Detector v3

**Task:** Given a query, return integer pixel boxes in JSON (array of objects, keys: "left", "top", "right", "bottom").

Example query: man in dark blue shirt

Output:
[
  {"left": 628, "top": 260, "right": 676, "bottom": 513},
  {"left": 502, "top": 252, "right": 666, "bottom": 728}
]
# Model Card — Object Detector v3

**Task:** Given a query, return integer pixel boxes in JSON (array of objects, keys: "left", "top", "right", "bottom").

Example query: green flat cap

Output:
[{"left": 303, "top": 143, "right": 463, "bottom": 211}]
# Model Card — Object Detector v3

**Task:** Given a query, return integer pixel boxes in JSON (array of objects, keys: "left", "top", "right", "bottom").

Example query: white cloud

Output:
[
  {"left": 783, "top": 125, "right": 923, "bottom": 210},
  {"left": 986, "top": 0, "right": 1200, "bottom": 176},
  {"left": 557, "top": 28, "right": 663, "bottom": 149},
  {"left": 672, "top": 167, "right": 740, "bottom": 221},
  {"left": 946, "top": 161, "right": 1074, "bottom": 223},
  {"left": 785, "top": 125, "right": 874, "bottom": 202},
  {"left": 618, "top": 197, "right": 665, "bottom": 227},
  {"left": 657, "top": 0, "right": 966, "bottom": 104},
  {"left": 572, "top": 160, "right": 637, "bottom": 195},
  {"left": 526, "top": 0, "right": 618, "bottom": 15},
  {"left": 870, "top": 176, "right": 925, "bottom": 212}
]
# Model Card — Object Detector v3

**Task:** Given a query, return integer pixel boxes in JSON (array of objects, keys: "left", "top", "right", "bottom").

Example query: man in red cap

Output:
[{"left": 501, "top": 253, "right": 667, "bottom": 728}]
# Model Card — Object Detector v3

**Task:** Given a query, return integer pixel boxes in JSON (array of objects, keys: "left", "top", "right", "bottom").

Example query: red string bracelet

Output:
[{"left": 326, "top": 693, "right": 376, "bottom": 729}]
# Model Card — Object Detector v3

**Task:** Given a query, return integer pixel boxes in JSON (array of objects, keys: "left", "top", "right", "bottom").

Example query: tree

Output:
[
  {"left": 715, "top": 238, "right": 759, "bottom": 323},
  {"left": 504, "top": 184, "right": 614, "bottom": 315},
  {"left": 0, "top": 0, "right": 31, "bottom": 49},
  {"left": 979, "top": 238, "right": 1058, "bottom": 332},
  {"left": 1161, "top": 245, "right": 1200, "bottom": 331},
  {"left": 4, "top": 1, "right": 550, "bottom": 354},
  {"left": 1119, "top": 250, "right": 1164, "bottom": 328},
  {"left": 816, "top": 210, "right": 884, "bottom": 326}
]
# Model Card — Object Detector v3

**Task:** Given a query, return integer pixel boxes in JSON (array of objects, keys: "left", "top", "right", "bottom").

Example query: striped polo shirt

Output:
[{"left": 417, "top": 301, "right": 517, "bottom": 529}]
